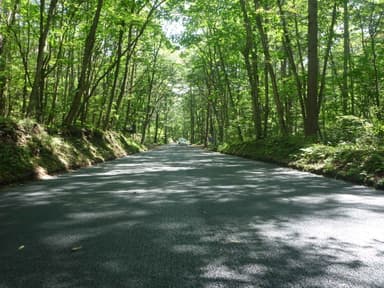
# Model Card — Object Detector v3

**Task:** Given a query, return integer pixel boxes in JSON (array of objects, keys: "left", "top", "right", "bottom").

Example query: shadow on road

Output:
[{"left": 1, "top": 145, "right": 384, "bottom": 287}]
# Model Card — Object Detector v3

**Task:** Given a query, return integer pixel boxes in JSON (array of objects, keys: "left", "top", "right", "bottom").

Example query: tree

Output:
[
  {"left": 254, "top": 0, "right": 288, "bottom": 136},
  {"left": 64, "top": 0, "right": 103, "bottom": 126},
  {"left": 27, "top": 0, "right": 59, "bottom": 121},
  {"left": 239, "top": 0, "right": 262, "bottom": 139},
  {"left": 0, "top": 0, "right": 20, "bottom": 117},
  {"left": 1, "top": 0, "right": 383, "bottom": 147},
  {"left": 305, "top": 0, "right": 319, "bottom": 137}
]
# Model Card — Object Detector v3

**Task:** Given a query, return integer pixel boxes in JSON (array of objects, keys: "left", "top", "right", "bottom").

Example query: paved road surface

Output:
[{"left": 1, "top": 145, "right": 384, "bottom": 287}]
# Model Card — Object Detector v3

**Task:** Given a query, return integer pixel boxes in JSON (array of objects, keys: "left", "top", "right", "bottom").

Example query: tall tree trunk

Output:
[
  {"left": 217, "top": 46, "right": 243, "bottom": 142},
  {"left": 64, "top": 0, "right": 103, "bottom": 126},
  {"left": 293, "top": 0, "right": 306, "bottom": 77},
  {"left": 141, "top": 41, "right": 161, "bottom": 144},
  {"left": 103, "top": 27, "right": 124, "bottom": 129},
  {"left": 263, "top": 62, "right": 270, "bottom": 138},
  {"left": 27, "top": 0, "right": 58, "bottom": 121},
  {"left": 342, "top": 0, "right": 350, "bottom": 114},
  {"left": 254, "top": 0, "right": 288, "bottom": 136},
  {"left": 47, "top": 63, "right": 61, "bottom": 126},
  {"left": 0, "top": 28, "right": 6, "bottom": 117},
  {"left": 318, "top": 2, "right": 338, "bottom": 112},
  {"left": 370, "top": 35, "right": 380, "bottom": 108},
  {"left": 154, "top": 112, "right": 159, "bottom": 143},
  {"left": 305, "top": 0, "right": 319, "bottom": 137},
  {"left": 277, "top": 0, "right": 306, "bottom": 121},
  {"left": 204, "top": 100, "right": 210, "bottom": 147},
  {"left": 114, "top": 24, "right": 134, "bottom": 128},
  {"left": 239, "top": 0, "right": 262, "bottom": 139},
  {"left": 123, "top": 62, "right": 136, "bottom": 129},
  {"left": 189, "top": 91, "right": 196, "bottom": 144}
]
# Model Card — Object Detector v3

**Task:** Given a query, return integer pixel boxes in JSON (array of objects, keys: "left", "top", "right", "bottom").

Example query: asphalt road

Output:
[{"left": 1, "top": 144, "right": 384, "bottom": 288}]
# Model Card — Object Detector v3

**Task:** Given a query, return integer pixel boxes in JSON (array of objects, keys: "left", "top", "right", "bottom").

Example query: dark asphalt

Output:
[{"left": 1, "top": 144, "right": 384, "bottom": 287}]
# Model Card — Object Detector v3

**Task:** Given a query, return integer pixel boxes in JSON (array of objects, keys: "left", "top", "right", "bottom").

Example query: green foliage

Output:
[
  {"left": 0, "top": 144, "right": 34, "bottom": 184},
  {"left": 326, "top": 116, "right": 375, "bottom": 146},
  {"left": 295, "top": 143, "right": 384, "bottom": 188},
  {"left": 220, "top": 136, "right": 384, "bottom": 190},
  {"left": 297, "top": 144, "right": 335, "bottom": 164},
  {"left": 219, "top": 136, "right": 313, "bottom": 165},
  {"left": 2, "top": 0, "right": 384, "bottom": 190},
  {"left": 0, "top": 119, "right": 144, "bottom": 186}
]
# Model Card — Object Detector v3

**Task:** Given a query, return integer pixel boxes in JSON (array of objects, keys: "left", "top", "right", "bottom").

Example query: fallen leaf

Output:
[
  {"left": 71, "top": 246, "right": 82, "bottom": 252},
  {"left": 18, "top": 245, "right": 25, "bottom": 250}
]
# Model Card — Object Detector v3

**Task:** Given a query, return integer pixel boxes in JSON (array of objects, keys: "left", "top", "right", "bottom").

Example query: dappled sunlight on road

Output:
[{"left": 1, "top": 144, "right": 384, "bottom": 287}]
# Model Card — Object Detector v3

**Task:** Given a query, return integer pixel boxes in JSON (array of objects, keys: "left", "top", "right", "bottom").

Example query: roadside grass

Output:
[
  {"left": 219, "top": 136, "right": 384, "bottom": 190},
  {"left": 0, "top": 119, "right": 145, "bottom": 186}
]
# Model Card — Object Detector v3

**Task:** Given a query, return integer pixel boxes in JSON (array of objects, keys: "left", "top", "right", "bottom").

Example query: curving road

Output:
[{"left": 1, "top": 145, "right": 384, "bottom": 287}]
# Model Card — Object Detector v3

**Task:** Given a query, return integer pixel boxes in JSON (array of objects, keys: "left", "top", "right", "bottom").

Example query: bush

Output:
[
  {"left": 0, "top": 144, "right": 34, "bottom": 184},
  {"left": 326, "top": 115, "right": 375, "bottom": 146},
  {"left": 221, "top": 135, "right": 384, "bottom": 190}
]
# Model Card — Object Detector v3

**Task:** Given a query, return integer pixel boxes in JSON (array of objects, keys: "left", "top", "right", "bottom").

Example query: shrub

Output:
[{"left": 326, "top": 115, "right": 374, "bottom": 146}]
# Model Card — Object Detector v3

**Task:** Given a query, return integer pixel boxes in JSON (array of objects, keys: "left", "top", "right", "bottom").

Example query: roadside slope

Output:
[
  {"left": 0, "top": 119, "right": 144, "bottom": 186},
  {"left": 218, "top": 137, "right": 384, "bottom": 190}
]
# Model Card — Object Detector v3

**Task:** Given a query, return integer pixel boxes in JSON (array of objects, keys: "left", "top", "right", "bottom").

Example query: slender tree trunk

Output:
[
  {"left": 103, "top": 27, "right": 124, "bottom": 129},
  {"left": 305, "top": 0, "right": 319, "bottom": 137},
  {"left": 204, "top": 101, "right": 210, "bottom": 147},
  {"left": 27, "top": 0, "right": 58, "bottom": 121},
  {"left": 240, "top": 0, "right": 262, "bottom": 139},
  {"left": 293, "top": 0, "right": 306, "bottom": 82},
  {"left": 350, "top": 55, "right": 355, "bottom": 115},
  {"left": 141, "top": 42, "right": 161, "bottom": 144},
  {"left": 254, "top": 0, "right": 288, "bottom": 136},
  {"left": 342, "top": 0, "right": 350, "bottom": 114},
  {"left": 263, "top": 63, "right": 270, "bottom": 138},
  {"left": 189, "top": 91, "right": 196, "bottom": 144},
  {"left": 96, "top": 79, "right": 109, "bottom": 129},
  {"left": 123, "top": 62, "right": 136, "bottom": 128},
  {"left": 318, "top": 2, "right": 338, "bottom": 112},
  {"left": 114, "top": 24, "right": 134, "bottom": 128},
  {"left": 0, "top": 30, "right": 6, "bottom": 116},
  {"left": 277, "top": 0, "right": 306, "bottom": 121},
  {"left": 47, "top": 63, "right": 61, "bottom": 126},
  {"left": 370, "top": 35, "right": 380, "bottom": 108},
  {"left": 64, "top": 0, "right": 103, "bottom": 126},
  {"left": 154, "top": 112, "right": 159, "bottom": 143},
  {"left": 217, "top": 47, "right": 243, "bottom": 142}
]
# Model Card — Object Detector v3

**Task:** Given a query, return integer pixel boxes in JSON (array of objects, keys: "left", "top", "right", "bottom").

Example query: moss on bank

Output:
[
  {"left": 0, "top": 119, "right": 145, "bottom": 186},
  {"left": 218, "top": 137, "right": 384, "bottom": 190}
]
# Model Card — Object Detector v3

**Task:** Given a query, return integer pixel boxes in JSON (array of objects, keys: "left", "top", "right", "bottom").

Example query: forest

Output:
[{"left": 0, "top": 0, "right": 384, "bottom": 187}]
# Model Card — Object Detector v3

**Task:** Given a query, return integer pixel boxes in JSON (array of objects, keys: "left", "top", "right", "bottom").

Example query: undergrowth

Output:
[
  {"left": 219, "top": 116, "right": 384, "bottom": 190},
  {"left": 0, "top": 119, "right": 145, "bottom": 186}
]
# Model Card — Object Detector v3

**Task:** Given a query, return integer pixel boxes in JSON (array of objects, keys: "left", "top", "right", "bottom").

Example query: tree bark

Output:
[
  {"left": 64, "top": 0, "right": 103, "bottom": 126},
  {"left": 277, "top": 0, "right": 306, "bottom": 121},
  {"left": 103, "top": 27, "right": 124, "bottom": 129},
  {"left": 305, "top": 0, "right": 319, "bottom": 137},
  {"left": 240, "top": 0, "right": 262, "bottom": 139},
  {"left": 141, "top": 41, "right": 161, "bottom": 144},
  {"left": 27, "top": 0, "right": 58, "bottom": 121},
  {"left": 254, "top": 0, "right": 288, "bottom": 136},
  {"left": 318, "top": 2, "right": 338, "bottom": 113},
  {"left": 342, "top": 0, "right": 350, "bottom": 114}
]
